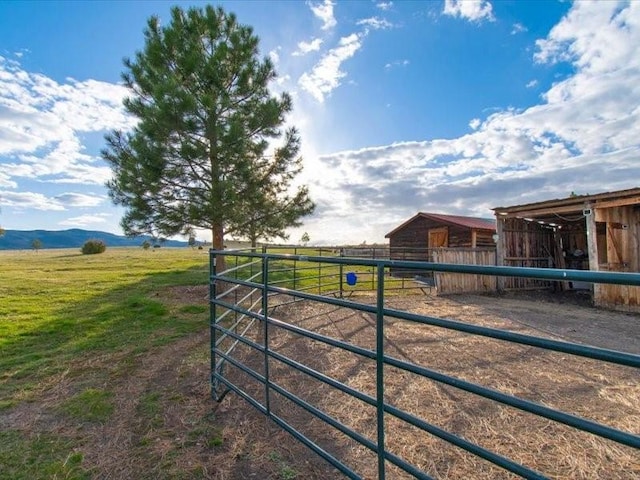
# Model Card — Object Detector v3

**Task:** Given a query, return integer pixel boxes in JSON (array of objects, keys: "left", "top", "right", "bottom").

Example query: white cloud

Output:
[
  {"left": 525, "top": 79, "right": 538, "bottom": 88},
  {"left": 299, "top": 2, "right": 640, "bottom": 243},
  {"left": 0, "top": 171, "right": 16, "bottom": 188},
  {"left": 0, "top": 190, "right": 66, "bottom": 211},
  {"left": 59, "top": 213, "right": 111, "bottom": 227},
  {"left": 357, "top": 17, "right": 394, "bottom": 30},
  {"left": 298, "top": 33, "right": 363, "bottom": 102},
  {"left": 384, "top": 59, "right": 410, "bottom": 70},
  {"left": 534, "top": 1, "right": 638, "bottom": 73},
  {"left": 511, "top": 22, "right": 527, "bottom": 35},
  {"left": 376, "top": 2, "right": 393, "bottom": 11},
  {"left": 54, "top": 192, "right": 105, "bottom": 207},
  {"left": 443, "top": 0, "right": 495, "bottom": 23},
  {"left": 0, "top": 56, "right": 133, "bottom": 186},
  {"left": 293, "top": 38, "right": 324, "bottom": 56},
  {"left": 308, "top": 0, "right": 336, "bottom": 31},
  {"left": 269, "top": 47, "right": 281, "bottom": 65}
]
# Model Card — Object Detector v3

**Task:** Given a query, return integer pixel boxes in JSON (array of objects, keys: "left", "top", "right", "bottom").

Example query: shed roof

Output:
[
  {"left": 493, "top": 187, "right": 640, "bottom": 219},
  {"left": 385, "top": 212, "right": 496, "bottom": 238}
]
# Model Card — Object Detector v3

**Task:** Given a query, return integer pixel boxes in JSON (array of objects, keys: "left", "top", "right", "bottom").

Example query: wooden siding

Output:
[
  {"left": 432, "top": 248, "right": 496, "bottom": 294},
  {"left": 593, "top": 205, "right": 640, "bottom": 312},
  {"left": 496, "top": 200, "right": 640, "bottom": 312},
  {"left": 388, "top": 216, "right": 495, "bottom": 250},
  {"left": 501, "top": 218, "right": 555, "bottom": 290}
]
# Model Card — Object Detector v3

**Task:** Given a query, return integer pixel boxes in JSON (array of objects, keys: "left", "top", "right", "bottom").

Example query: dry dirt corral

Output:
[
  {"left": 4, "top": 288, "right": 638, "bottom": 479},
  {"left": 225, "top": 290, "right": 640, "bottom": 480}
]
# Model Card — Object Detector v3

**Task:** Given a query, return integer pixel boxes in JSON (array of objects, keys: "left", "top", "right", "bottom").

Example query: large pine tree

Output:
[{"left": 103, "top": 5, "right": 314, "bottom": 269}]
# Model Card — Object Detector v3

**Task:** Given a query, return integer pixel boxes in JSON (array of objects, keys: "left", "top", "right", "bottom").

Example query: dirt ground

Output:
[
  {"left": 223, "top": 289, "right": 640, "bottom": 479},
  {"left": 3, "top": 287, "right": 638, "bottom": 479}
]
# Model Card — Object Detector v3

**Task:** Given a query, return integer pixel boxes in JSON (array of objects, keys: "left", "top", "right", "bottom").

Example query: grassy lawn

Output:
[
  {"left": 0, "top": 247, "right": 210, "bottom": 479},
  {"left": 0, "top": 245, "right": 415, "bottom": 479}
]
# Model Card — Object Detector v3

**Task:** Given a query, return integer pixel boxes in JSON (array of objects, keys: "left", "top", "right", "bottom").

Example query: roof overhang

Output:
[{"left": 493, "top": 188, "right": 640, "bottom": 223}]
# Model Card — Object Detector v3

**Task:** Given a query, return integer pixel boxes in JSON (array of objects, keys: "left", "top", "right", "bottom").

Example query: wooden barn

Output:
[
  {"left": 384, "top": 213, "right": 497, "bottom": 293},
  {"left": 385, "top": 212, "right": 497, "bottom": 251},
  {"left": 493, "top": 187, "right": 640, "bottom": 312}
]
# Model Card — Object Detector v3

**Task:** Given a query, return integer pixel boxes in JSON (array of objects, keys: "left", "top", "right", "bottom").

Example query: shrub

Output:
[{"left": 81, "top": 239, "right": 106, "bottom": 255}]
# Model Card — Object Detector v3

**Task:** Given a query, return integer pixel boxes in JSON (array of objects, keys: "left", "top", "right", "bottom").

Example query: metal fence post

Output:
[
  {"left": 263, "top": 255, "right": 271, "bottom": 415},
  {"left": 339, "top": 248, "right": 344, "bottom": 299},
  {"left": 376, "top": 263, "right": 386, "bottom": 479},
  {"left": 210, "top": 250, "right": 217, "bottom": 400}
]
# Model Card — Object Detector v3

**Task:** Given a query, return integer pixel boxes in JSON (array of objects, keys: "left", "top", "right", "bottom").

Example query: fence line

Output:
[{"left": 210, "top": 249, "right": 640, "bottom": 479}]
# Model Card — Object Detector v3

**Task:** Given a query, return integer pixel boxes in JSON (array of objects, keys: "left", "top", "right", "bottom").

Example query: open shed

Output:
[{"left": 493, "top": 187, "right": 640, "bottom": 312}]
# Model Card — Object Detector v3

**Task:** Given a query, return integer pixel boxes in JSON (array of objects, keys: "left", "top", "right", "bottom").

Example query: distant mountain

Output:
[{"left": 0, "top": 229, "right": 188, "bottom": 250}]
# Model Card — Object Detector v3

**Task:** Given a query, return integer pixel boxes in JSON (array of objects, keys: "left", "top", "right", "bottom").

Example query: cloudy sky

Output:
[{"left": 1, "top": 1, "right": 639, "bottom": 245}]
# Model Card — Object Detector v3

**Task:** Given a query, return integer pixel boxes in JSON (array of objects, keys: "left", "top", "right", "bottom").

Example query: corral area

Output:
[
  {"left": 223, "top": 289, "right": 640, "bottom": 479},
  {"left": 1, "top": 247, "right": 638, "bottom": 479}
]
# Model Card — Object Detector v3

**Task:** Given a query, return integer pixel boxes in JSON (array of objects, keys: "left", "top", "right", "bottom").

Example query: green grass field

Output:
[
  {"left": 0, "top": 247, "right": 210, "bottom": 479},
  {"left": 0, "top": 245, "right": 413, "bottom": 479}
]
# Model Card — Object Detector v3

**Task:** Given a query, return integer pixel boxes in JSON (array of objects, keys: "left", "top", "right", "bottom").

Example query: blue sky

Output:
[{"left": 1, "top": 1, "right": 638, "bottom": 245}]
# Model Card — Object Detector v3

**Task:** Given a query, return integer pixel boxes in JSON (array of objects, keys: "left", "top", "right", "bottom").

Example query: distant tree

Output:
[
  {"left": 102, "top": 5, "right": 314, "bottom": 272},
  {"left": 81, "top": 239, "right": 107, "bottom": 255},
  {"left": 233, "top": 140, "right": 315, "bottom": 248},
  {"left": 300, "top": 232, "right": 310, "bottom": 246},
  {"left": 0, "top": 226, "right": 5, "bottom": 237},
  {"left": 188, "top": 235, "right": 197, "bottom": 249},
  {"left": 142, "top": 240, "right": 151, "bottom": 250},
  {"left": 31, "top": 239, "right": 42, "bottom": 252}
]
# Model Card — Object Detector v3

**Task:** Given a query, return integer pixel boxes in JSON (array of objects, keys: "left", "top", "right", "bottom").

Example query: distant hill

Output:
[{"left": 0, "top": 229, "right": 188, "bottom": 250}]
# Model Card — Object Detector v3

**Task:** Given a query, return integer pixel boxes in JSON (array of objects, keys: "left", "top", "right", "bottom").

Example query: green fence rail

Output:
[{"left": 209, "top": 249, "right": 640, "bottom": 479}]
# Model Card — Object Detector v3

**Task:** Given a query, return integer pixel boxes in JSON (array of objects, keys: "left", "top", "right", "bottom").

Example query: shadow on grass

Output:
[{"left": 0, "top": 263, "right": 209, "bottom": 405}]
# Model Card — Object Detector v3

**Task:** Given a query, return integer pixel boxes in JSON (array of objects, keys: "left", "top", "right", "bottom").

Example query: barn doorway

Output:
[{"left": 428, "top": 227, "right": 448, "bottom": 248}]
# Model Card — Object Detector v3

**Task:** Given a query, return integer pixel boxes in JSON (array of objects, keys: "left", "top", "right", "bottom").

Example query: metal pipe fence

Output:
[{"left": 210, "top": 249, "right": 640, "bottom": 479}]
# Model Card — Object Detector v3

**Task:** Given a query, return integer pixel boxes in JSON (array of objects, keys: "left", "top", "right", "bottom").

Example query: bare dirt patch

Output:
[{"left": 221, "top": 290, "right": 640, "bottom": 479}]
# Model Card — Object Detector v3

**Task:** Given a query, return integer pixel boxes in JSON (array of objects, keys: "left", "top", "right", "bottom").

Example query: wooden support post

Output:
[
  {"left": 585, "top": 204, "right": 598, "bottom": 271},
  {"left": 496, "top": 217, "right": 505, "bottom": 292},
  {"left": 585, "top": 203, "right": 600, "bottom": 303}
]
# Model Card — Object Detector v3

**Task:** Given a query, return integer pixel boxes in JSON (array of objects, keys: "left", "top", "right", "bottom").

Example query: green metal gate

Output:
[{"left": 209, "top": 249, "right": 640, "bottom": 479}]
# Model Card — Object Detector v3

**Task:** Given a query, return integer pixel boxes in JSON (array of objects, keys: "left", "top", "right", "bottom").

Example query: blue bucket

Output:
[{"left": 346, "top": 272, "right": 357, "bottom": 286}]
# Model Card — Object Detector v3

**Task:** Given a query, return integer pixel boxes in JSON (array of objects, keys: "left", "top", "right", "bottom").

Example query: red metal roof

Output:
[{"left": 385, "top": 212, "right": 496, "bottom": 238}]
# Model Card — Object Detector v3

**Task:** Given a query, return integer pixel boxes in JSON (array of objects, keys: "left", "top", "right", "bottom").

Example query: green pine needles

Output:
[{"left": 103, "top": 6, "right": 314, "bottom": 269}]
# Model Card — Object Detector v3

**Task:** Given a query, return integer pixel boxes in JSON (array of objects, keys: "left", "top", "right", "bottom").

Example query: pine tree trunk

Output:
[{"left": 212, "top": 224, "right": 226, "bottom": 274}]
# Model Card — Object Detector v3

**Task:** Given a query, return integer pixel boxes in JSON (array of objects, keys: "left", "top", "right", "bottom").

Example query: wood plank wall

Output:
[
  {"left": 432, "top": 249, "right": 497, "bottom": 294},
  {"left": 593, "top": 206, "right": 640, "bottom": 311},
  {"left": 501, "top": 218, "right": 554, "bottom": 289},
  {"left": 388, "top": 217, "right": 495, "bottom": 250}
]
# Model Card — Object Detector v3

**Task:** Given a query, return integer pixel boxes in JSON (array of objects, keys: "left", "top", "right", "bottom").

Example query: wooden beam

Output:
[
  {"left": 594, "top": 196, "right": 640, "bottom": 210},
  {"left": 471, "top": 229, "right": 477, "bottom": 248},
  {"left": 584, "top": 202, "right": 601, "bottom": 303},
  {"left": 585, "top": 203, "right": 598, "bottom": 271},
  {"left": 607, "top": 225, "right": 624, "bottom": 263},
  {"left": 495, "top": 217, "right": 505, "bottom": 292},
  {"left": 496, "top": 203, "right": 587, "bottom": 219}
]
